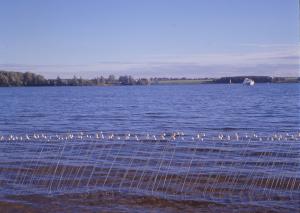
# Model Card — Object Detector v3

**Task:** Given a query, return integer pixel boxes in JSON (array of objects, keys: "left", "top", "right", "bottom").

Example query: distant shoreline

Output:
[{"left": 0, "top": 70, "right": 299, "bottom": 87}]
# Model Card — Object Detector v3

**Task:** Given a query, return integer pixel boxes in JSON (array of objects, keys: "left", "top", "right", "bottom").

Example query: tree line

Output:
[
  {"left": 212, "top": 76, "right": 300, "bottom": 84},
  {"left": 0, "top": 70, "right": 298, "bottom": 87},
  {"left": 0, "top": 71, "right": 149, "bottom": 87}
]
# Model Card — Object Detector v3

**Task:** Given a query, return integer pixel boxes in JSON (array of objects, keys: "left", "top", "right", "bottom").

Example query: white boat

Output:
[{"left": 243, "top": 78, "right": 255, "bottom": 86}]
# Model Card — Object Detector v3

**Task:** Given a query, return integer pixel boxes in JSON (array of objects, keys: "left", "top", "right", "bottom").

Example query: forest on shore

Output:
[
  {"left": 0, "top": 70, "right": 299, "bottom": 87},
  {"left": 0, "top": 71, "right": 149, "bottom": 86}
]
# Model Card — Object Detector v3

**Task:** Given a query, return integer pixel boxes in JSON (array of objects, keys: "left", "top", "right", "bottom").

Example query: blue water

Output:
[
  {"left": 0, "top": 84, "right": 299, "bottom": 135},
  {"left": 0, "top": 84, "right": 299, "bottom": 212}
]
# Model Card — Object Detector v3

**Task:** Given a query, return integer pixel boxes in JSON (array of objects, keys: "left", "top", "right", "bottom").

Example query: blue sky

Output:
[{"left": 0, "top": 0, "right": 299, "bottom": 78}]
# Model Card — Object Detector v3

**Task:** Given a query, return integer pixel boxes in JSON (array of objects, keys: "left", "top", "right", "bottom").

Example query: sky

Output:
[{"left": 0, "top": 0, "right": 299, "bottom": 78}]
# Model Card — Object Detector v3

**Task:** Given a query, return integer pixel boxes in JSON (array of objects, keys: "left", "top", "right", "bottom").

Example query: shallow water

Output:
[{"left": 0, "top": 84, "right": 299, "bottom": 212}]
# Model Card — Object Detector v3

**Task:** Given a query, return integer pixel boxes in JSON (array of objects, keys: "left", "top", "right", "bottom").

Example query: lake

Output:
[{"left": 0, "top": 84, "right": 299, "bottom": 212}]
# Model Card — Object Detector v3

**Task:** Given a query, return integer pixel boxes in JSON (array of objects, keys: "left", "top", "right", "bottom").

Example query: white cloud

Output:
[{"left": 0, "top": 44, "right": 299, "bottom": 78}]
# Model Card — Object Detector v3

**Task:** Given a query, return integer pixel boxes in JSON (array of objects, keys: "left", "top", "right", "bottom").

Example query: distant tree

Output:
[
  {"left": 71, "top": 75, "right": 79, "bottom": 86},
  {"left": 56, "top": 76, "right": 63, "bottom": 86},
  {"left": 137, "top": 78, "right": 149, "bottom": 85},
  {"left": 0, "top": 71, "right": 154, "bottom": 87},
  {"left": 128, "top": 75, "right": 135, "bottom": 85},
  {"left": 118, "top": 75, "right": 128, "bottom": 85},
  {"left": 107, "top": 74, "right": 116, "bottom": 84},
  {"left": 100, "top": 76, "right": 105, "bottom": 84},
  {"left": 0, "top": 73, "right": 9, "bottom": 86},
  {"left": 78, "top": 77, "right": 84, "bottom": 86},
  {"left": 0, "top": 71, "right": 47, "bottom": 86},
  {"left": 92, "top": 77, "right": 104, "bottom": 86},
  {"left": 34, "top": 74, "right": 47, "bottom": 86},
  {"left": 23, "top": 72, "right": 34, "bottom": 86},
  {"left": 118, "top": 75, "right": 136, "bottom": 85}
]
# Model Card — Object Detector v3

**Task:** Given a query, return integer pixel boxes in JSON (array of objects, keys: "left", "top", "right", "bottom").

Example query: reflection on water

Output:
[{"left": 0, "top": 132, "right": 299, "bottom": 212}]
